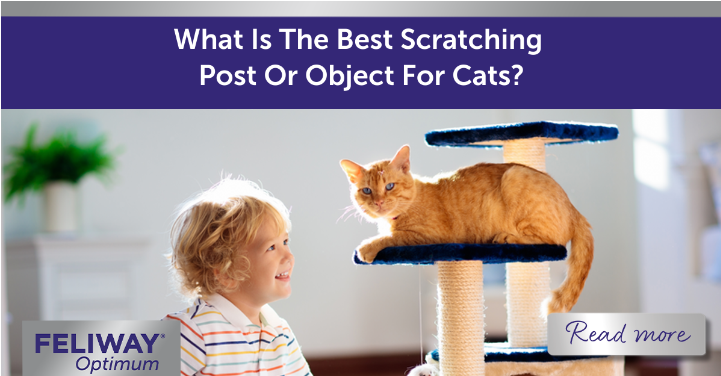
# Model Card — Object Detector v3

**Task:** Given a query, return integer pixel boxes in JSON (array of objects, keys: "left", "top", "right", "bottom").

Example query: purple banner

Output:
[{"left": 2, "top": 17, "right": 720, "bottom": 109}]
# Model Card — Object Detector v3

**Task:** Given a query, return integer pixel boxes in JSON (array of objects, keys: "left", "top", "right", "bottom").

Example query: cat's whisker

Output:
[
  {"left": 337, "top": 205, "right": 358, "bottom": 223},
  {"left": 353, "top": 209, "right": 374, "bottom": 224}
]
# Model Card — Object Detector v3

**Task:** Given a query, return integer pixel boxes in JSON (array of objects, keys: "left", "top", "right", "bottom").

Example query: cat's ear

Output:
[
  {"left": 340, "top": 159, "right": 364, "bottom": 184},
  {"left": 389, "top": 145, "right": 411, "bottom": 174}
]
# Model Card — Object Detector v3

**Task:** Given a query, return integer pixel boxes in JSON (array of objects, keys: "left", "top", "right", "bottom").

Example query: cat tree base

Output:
[
  {"left": 428, "top": 345, "right": 624, "bottom": 376},
  {"left": 485, "top": 356, "right": 624, "bottom": 376}
]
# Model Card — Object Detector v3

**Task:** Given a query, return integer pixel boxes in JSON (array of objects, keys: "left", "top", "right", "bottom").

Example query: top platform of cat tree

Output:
[{"left": 425, "top": 121, "right": 618, "bottom": 148}]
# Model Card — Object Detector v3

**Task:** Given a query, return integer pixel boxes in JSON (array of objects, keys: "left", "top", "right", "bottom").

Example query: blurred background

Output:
[{"left": 2, "top": 109, "right": 720, "bottom": 376}]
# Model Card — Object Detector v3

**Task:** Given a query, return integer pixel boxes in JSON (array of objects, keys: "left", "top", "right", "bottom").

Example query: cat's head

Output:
[{"left": 340, "top": 145, "right": 416, "bottom": 220}]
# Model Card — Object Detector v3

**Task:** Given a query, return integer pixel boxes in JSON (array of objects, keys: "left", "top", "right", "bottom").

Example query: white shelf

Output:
[
  {"left": 6, "top": 235, "right": 149, "bottom": 321},
  {"left": 6, "top": 235, "right": 151, "bottom": 373}
]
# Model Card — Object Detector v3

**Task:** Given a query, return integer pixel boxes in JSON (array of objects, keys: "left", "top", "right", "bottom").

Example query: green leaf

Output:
[{"left": 3, "top": 124, "right": 121, "bottom": 204}]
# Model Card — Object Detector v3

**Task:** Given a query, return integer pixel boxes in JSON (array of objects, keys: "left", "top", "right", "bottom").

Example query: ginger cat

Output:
[{"left": 340, "top": 145, "right": 593, "bottom": 313}]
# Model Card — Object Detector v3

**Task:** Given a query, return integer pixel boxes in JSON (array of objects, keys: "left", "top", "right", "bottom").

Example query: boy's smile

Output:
[
  {"left": 221, "top": 215, "right": 294, "bottom": 324},
  {"left": 246, "top": 216, "right": 294, "bottom": 302}
]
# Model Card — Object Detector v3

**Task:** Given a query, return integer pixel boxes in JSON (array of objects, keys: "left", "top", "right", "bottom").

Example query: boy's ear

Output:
[
  {"left": 389, "top": 145, "right": 411, "bottom": 174},
  {"left": 214, "top": 269, "right": 230, "bottom": 289},
  {"left": 340, "top": 159, "right": 364, "bottom": 184}
]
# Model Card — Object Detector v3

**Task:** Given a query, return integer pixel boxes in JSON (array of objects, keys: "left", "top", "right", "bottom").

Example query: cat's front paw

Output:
[
  {"left": 492, "top": 232, "right": 521, "bottom": 244},
  {"left": 357, "top": 241, "right": 383, "bottom": 263}
]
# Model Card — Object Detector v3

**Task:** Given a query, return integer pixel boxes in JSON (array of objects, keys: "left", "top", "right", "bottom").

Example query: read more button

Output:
[{"left": 548, "top": 313, "right": 706, "bottom": 356}]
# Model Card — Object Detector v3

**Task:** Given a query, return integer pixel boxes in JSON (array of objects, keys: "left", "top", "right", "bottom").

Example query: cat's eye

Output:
[
  {"left": 386, "top": 183, "right": 395, "bottom": 191},
  {"left": 362, "top": 188, "right": 372, "bottom": 194}
]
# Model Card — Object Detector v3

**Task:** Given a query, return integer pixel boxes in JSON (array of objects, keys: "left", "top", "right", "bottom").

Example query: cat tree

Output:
[{"left": 355, "top": 121, "right": 624, "bottom": 376}]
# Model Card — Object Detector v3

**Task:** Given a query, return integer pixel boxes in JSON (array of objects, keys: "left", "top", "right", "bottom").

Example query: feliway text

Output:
[
  {"left": 23, "top": 321, "right": 180, "bottom": 376},
  {"left": 548, "top": 313, "right": 706, "bottom": 356},
  {"left": 35, "top": 333, "right": 160, "bottom": 354},
  {"left": 174, "top": 27, "right": 540, "bottom": 90}
]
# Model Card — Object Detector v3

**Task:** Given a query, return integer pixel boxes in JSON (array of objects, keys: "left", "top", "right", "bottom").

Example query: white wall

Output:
[
  {"left": 1, "top": 240, "right": 9, "bottom": 376},
  {"left": 634, "top": 110, "right": 721, "bottom": 376},
  {"left": 1, "top": 109, "right": 638, "bottom": 362},
  {"left": 637, "top": 110, "right": 721, "bottom": 327}
]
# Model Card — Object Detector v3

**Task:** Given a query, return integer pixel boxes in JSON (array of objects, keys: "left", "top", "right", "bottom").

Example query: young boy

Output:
[{"left": 164, "top": 178, "right": 311, "bottom": 376}]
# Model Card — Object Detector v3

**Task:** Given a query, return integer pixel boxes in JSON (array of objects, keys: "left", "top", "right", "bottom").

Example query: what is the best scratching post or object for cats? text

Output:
[{"left": 355, "top": 122, "right": 622, "bottom": 376}]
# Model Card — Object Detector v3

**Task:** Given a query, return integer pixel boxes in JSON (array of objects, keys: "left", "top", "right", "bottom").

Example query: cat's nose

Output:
[{"left": 375, "top": 200, "right": 384, "bottom": 207}]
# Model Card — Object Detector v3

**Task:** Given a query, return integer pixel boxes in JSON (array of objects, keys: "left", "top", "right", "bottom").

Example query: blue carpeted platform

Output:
[
  {"left": 425, "top": 121, "right": 618, "bottom": 148},
  {"left": 353, "top": 243, "right": 567, "bottom": 265},
  {"left": 429, "top": 343, "right": 605, "bottom": 363}
]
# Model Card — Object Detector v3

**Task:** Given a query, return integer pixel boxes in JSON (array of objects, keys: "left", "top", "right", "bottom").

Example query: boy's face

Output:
[{"left": 235, "top": 215, "right": 294, "bottom": 308}]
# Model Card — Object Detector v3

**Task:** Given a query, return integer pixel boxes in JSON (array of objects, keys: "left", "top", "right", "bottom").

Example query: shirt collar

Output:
[
  {"left": 260, "top": 304, "right": 283, "bottom": 328},
  {"left": 205, "top": 294, "right": 283, "bottom": 329}
]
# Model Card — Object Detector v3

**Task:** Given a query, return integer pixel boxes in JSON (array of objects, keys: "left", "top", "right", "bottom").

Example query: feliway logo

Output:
[
  {"left": 35, "top": 333, "right": 162, "bottom": 354},
  {"left": 24, "top": 321, "right": 179, "bottom": 376}
]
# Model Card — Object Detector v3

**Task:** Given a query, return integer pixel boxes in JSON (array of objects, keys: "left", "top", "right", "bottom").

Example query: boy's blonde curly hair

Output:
[{"left": 170, "top": 178, "right": 291, "bottom": 299}]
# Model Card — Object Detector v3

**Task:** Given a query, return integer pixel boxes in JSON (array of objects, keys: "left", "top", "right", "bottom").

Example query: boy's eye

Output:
[
  {"left": 386, "top": 183, "right": 395, "bottom": 191},
  {"left": 283, "top": 239, "right": 288, "bottom": 245},
  {"left": 362, "top": 188, "right": 372, "bottom": 194},
  {"left": 267, "top": 245, "right": 275, "bottom": 251}
]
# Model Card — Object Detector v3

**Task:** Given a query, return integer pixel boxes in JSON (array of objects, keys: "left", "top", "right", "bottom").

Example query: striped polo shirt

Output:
[{"left": 163, "top": 294, "right": 312, "bottom": 376}]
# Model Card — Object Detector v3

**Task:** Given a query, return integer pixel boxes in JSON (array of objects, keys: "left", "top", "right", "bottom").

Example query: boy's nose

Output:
[{"left": 281, "top": 245, "right": 293, "bottom": 259}]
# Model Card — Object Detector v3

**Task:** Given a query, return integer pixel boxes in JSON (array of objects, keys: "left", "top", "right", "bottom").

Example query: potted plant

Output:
[{"left": 3, "top": 123, "right": 119, "bottom": 233}]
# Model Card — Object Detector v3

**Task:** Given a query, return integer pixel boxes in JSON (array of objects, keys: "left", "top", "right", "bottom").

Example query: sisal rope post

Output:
[
  {"left": 437, "top": 261, "right": 485, "bottom": 376},
  {"left": 503, "top": 138, "right": 550, "bottom": 347}
]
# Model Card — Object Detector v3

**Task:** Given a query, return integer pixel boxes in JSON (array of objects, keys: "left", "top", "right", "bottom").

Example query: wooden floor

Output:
[
  {"left": 306, "top": 354, "right": 678, "bottom": 376},
  {"left": 625, "top": 357, "right": 679, "bottom": 376},
  {"left": 307, "top": 353, "right": 424, "bottom": 376}
]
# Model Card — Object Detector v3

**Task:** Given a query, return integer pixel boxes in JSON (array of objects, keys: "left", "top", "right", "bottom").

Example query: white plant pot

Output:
[{"left": 43, "top": 181, "right": 78, "bottom": 233}]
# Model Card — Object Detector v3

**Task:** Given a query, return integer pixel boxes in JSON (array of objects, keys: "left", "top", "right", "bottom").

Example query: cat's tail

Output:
[{"left": 546, "top": 214, "right": 594, "bottom": 314}]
